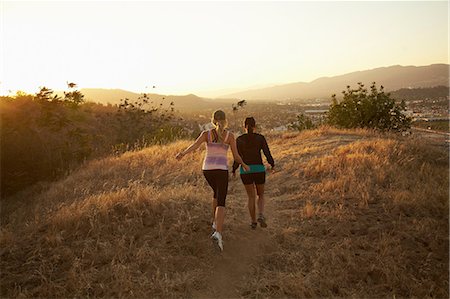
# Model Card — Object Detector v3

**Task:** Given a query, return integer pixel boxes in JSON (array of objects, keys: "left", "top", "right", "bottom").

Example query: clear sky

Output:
[{"left": 1, "top": 1, "right": 448, "bottom": 97}]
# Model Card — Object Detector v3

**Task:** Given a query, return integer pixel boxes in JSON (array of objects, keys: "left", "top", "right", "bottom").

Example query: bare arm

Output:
[
  {"left": 228, "top": 133, "right": 250, "bottom": 172},
  {"left": 176, "top": 131, "right": 207, "bottom": 160},
  {"left": 232, "top": 136, "right": 242, "bottom": 174}
]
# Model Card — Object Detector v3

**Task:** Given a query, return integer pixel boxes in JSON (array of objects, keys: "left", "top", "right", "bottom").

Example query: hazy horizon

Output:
[
  {"left": 1, "top": 1, "right": 448, "bottom": 97},
  {"left": 55, "top": 62, "right": 449, "bottom": 99}
]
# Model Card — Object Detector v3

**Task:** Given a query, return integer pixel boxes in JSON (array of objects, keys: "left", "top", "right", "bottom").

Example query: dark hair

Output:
[
  {"left": 244, "top": 117, "right": 256, "bottom": 134},
  {"left": 212, "top": 110, "right": 226, "bottom": 122}
]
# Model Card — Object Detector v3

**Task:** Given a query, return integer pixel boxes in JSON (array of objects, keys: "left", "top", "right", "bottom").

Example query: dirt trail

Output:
[
  {"left": 192, "top": 179, "right": 278, "bottom": 298},
  {"left": 411, "top": 127, "right": 450, "bottom": 145},
  {"left": 191, "top": 138, "right": 324, "bottom": 298}
]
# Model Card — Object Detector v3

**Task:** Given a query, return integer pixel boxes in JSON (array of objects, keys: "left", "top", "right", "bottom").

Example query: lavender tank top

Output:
[{"left": 202, "top": 130, "right": 230, "bottom": 171}]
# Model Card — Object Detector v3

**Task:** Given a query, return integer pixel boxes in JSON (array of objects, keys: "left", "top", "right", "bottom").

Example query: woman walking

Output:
[
  {"left": 176, "top": 110, "right": 249, "bottom": 251},
  {"left": 232, "top": 117, "right": 274, "bottom": 229}
]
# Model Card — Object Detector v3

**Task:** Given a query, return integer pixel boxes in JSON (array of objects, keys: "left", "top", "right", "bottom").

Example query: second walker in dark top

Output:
[{"left": 232, "top": 117, "right": 275, "bottom": 229}]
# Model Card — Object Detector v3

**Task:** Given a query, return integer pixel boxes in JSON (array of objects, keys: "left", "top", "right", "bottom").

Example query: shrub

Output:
[
  {"left": 0, "top": 87, "right": 189, "bottom": 197},
  {"left": 327, "top": 82, "right": 411, "bottom": 131},
  {"left": 288, "top": 113, "right": 316, "bottom": 131}
]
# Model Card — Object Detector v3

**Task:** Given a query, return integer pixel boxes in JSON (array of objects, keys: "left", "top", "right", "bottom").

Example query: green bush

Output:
[
  {"left": 1, "top": 88, "right": 188, "bottom": 197},
  {"left": 327, "top": 82, "right": 411, "bottom": 131},
  {"left": 288, "top": 113, "right": 316, "bottom": 131}
]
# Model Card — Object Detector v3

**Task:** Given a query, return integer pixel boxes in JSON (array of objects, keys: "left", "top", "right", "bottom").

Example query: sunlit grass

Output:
[
  {"left": 246, "top": 127, "right": 448, "bottom": 298},
  {"left": 1, "top": 127, "right": 448, "bottom": 298}
]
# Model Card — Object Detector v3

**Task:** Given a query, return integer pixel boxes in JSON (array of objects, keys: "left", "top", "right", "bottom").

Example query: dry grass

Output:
[
  {"left": 1, "top": 127, "right": 448, "bottom": 298},
  {"left": 244, "top": 127, "right": 449, "bottom": 298},
  {"left": 1, "top": 141, "right": 216, "bottom": 298}
]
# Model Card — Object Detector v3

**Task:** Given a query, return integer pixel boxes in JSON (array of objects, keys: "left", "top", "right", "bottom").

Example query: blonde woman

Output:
[{"left": 176, "top": 110, "right": 249, "bottom": 251}]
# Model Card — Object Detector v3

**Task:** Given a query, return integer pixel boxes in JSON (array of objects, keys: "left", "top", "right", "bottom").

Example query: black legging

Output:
[{"left": 203, "top": 170, "right": 228, "bottom": 207}]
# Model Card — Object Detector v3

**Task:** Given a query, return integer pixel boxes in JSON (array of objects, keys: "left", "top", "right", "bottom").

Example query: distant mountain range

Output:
[
  {"left": 79, "top": 64, "right": 449, "bottom": 105},
  {"left": 220, "top": 64, "right": 449, "bottom": 100},
  {"left": 79, "top": 88, "right": 225, "bottom": 109}
]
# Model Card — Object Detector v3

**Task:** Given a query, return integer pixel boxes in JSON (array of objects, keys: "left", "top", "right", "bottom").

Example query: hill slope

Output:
[
  {"left": 222, "top": 64, "right": 449, "bottom": 100},
  {"left": 79, "top": 88, "right": 222, "bottom": 110},
  {"left": 1, "top": 128, "right": 448, "bottom": 298}
]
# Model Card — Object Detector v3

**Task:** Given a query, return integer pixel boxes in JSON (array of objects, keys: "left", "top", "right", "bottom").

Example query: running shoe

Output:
[
  {"left": 210, "top": 231, "right": 224, "bottom": 251},
  {"left": 257, "top": 214, "right": 267, "bottom": 228},
  {"left": 250, "top": 222, "right": 257, "bottom": 230}
]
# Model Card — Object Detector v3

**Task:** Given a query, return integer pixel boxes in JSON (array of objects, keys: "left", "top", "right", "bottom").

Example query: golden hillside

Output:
[{"left": 1, "top": 127, "right": 448, "bottom": 298}]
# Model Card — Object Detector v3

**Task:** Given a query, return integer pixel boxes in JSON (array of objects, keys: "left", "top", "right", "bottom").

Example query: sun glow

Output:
[{"left": 1, "top": 1, "right": 448, "bottom": 97}]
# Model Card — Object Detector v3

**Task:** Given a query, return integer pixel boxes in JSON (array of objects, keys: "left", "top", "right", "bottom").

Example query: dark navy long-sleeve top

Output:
[{"left": 232, "top": 133, "right": 275, "bottom": 173}]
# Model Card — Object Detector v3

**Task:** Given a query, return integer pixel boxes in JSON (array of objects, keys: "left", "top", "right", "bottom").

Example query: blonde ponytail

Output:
[
  {"left": 215, "top": 120, "right": 227, "bottom": 143},
  {"left": 211, "top": 110, "right": 228, "bottom": 143}
]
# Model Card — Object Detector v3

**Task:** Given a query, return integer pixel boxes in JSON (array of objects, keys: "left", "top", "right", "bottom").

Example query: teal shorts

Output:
[{"left": 240, "top": 164, "right": 266, "bottom": 175}]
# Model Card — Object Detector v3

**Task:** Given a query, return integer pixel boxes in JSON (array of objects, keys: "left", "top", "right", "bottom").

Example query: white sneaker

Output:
[{"left": 210, "top": 231, "right": 224, "bottom": 251}]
